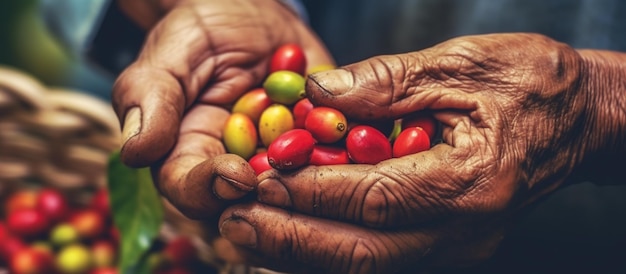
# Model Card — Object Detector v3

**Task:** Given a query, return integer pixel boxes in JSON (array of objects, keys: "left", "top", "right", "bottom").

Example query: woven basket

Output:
[{"left": 0, "top": 65, "right": 120, "bottom": 204}]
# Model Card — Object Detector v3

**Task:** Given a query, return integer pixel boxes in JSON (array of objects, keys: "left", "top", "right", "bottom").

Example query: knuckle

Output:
[
  {"left": 157, "top": 165, "right": 217, "bottom": 220},
  {"left": 162, "top": 196, "right": 204, "bottom": 221},
  {"left": 442, "top": 38, "right": 481, "bottom": 56},
  {"left": 361, "top": 172, "right": 420, "bottom": 227},
  {"left": 168, "top": 200, "right": 207, "bottom": 220},
  {"left": 361, "top": 179, "right": 392, "bottom": 228},
  {"left": 344, "top": 238, "right": 378, "bottom": 274},
  {"left": 112, "top": 65, "right": 139, "bottom": 96}
]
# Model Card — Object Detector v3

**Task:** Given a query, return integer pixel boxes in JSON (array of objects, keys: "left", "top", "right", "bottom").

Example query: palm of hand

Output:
[{"left": 111, "top": 0, "right": 332, "bottom": 219}]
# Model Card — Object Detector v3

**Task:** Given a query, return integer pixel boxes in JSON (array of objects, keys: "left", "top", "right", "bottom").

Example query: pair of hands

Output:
[{"left": 112, "top": 0, "right": 603, "bottom": 273}]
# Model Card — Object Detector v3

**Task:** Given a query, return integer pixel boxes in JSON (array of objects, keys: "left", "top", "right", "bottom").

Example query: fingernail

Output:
[
  {"left": 220, "top": 217, "right": 257, "bottom": 248},
  {"left": 309, "top": 69, "right": 353, "bottom": 96},
  {"left": 257, "top": 178, "right": 292, "bottom": 208},
  {"left": 213, "top": 175, "right": 255, "bottom": 200},
  {"left": 122, "top": 107, "right": 141, "bottom": 145}
]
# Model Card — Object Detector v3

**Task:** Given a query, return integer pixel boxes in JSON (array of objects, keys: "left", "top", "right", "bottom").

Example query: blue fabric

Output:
[
  {"left": 39, "top": 0, "right": 114, "bottom": 100},
  {"left": 280, "top": 0, "right": 310, "bottom": 23},
  {"left": 40, "top": 0, "right": 110, "bottom": 56}
]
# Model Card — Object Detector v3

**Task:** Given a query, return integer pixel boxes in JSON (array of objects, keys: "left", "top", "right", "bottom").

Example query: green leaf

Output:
[{"left": 107, "top": 150, "right": 164, "bottom": 274}]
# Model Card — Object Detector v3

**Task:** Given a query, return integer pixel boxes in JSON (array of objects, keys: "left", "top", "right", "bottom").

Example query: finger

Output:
[
  {"left": 112, "top": 65, "right": 185, "bottom": 167},
  {"left": 212, "top": 236, "right": 248, "bottom": 264},
  {"left": 305, "top": 54, "right": 478, "bottom": 120},
  {"left": 113, "top": 4, "right": 269, "bottom": 166},
  {"left": 257, "top": 144, "right": 470, "bottom": 228},
  {"left": 257, "top": 104, "right": 506, "bottom": 228},
  {"left": 111, "top": 7, "right": 213, "bottom": 167},
  {"left": 156, "top": 104, "right": 258, "bottom": 219},
  {"left": 219, "top": 203, "right": 436, "bottom": 274}
]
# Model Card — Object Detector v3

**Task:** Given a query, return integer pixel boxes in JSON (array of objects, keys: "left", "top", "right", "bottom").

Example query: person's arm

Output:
[{"left": 577, "top": 50, "right": 626, "bottom": 183}]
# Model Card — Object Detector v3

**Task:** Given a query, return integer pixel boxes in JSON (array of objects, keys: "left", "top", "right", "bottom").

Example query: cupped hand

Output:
[
  {"left": 218, "top": 33, "right": 593, "bottom": 273},
  {"left": 111, "top": 0, "right": 333, "bottom": 219}
]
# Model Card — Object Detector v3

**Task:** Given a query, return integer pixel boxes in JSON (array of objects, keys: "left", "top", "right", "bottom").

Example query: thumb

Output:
[
  {"left": 112, "top": 65, "right": 184, "bottom": 168},
  {"left": 305, "top": 54, "right": 413, "bottom": 120}
]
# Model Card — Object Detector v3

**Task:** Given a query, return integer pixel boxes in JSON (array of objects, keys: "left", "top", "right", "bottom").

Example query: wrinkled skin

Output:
[
  {"left": 112, "top": 0, "right": 333, "bottom": 220},
  {"left": 217, "top": 33, "right": 616, "bottom": 273},
  {"left": 111, "top": 0, "right": 626, "bottom": 273}
]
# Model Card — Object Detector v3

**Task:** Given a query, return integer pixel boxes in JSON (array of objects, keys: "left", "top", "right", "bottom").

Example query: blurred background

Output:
[
  {"left": 0, "top": 0, "right": 113, "bottom": 101},
  {"left": 2, "top": 1, "right": 626, "bottom": 273}
]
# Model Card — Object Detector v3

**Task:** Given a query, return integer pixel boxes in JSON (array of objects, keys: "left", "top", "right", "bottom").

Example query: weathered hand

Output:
[
  {"left": 111, "top": 0, "right": 333, "bottom": 219},
  {"left": 218, "top": 33, "right": 596, "bottom": 273}
]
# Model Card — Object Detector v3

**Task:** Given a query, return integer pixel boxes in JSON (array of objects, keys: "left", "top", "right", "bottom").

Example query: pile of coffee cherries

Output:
[
  {"left": 223, "top": 44, "right": 438, "bottom": 173},
  {"left": 0, "top": 187, "right": 118, "bottom": 274},
  {"left": 0, "top": 187, "right": 205, "bottom": 274}
]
